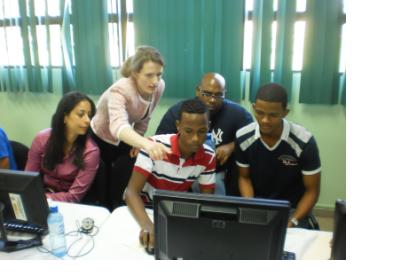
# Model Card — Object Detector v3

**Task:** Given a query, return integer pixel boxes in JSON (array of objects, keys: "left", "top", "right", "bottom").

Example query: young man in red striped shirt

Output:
[{"left": 124, "top": 99, "right": 216, "bottom": 251}]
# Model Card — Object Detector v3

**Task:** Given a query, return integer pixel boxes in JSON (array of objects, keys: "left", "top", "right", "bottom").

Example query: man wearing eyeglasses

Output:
[{"left": 156, "top": 73, "right": 253, "bottom": 195}]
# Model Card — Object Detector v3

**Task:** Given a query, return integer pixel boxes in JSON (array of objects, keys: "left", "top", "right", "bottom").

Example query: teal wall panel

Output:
[{"left": 133, "top": 0, "right": 244, "bottom": 101}]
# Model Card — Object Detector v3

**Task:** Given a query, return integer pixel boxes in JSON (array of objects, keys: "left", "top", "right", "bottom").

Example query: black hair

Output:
[
  {"left": 255, "top": 83, "right": 288, "bottom": 109},
  {"left": 43, "top": 91, "right": 96, "bottom": 171},
  {"left": 178, "top": 98, "right": 209, "bottom": 120}
]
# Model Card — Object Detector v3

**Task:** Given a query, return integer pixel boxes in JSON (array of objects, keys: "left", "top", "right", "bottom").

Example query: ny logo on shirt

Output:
[{"left": 212, "top": 128, "right": 224, "bottom": 145}]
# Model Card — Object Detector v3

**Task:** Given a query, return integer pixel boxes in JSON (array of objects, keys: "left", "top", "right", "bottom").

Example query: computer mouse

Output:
[{"left": 145, "top": 246, "right": 155, "bottom": 255}]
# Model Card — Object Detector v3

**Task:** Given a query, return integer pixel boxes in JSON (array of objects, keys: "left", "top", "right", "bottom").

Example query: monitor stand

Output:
[{"left": 0, "top": 202, "right": 43, "bottom": 252}]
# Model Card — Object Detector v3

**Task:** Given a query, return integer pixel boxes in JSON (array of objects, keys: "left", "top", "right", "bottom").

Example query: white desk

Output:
[
  {"left": 83, "top": 206, "right": 153, "bottom": 259},
  {"left": 285, "top": 228, "right": 332, "bottom": 260},
  {"left": 87, "top": 206, "right": 333, "bottom": 260},
  {"left": 1, "top": 204, "right": 333, "bottom": 260},
  {"left": 0, "top": 201, "right": 111, "bottom": 260}
]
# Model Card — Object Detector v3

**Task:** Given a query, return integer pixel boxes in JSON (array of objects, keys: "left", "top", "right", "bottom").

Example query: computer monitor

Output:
[
  {"left": 331, "top": 199, "right": 346, "bottom": 260},
  {"left": 0, "top": 169, "right": 49, "bottom": 234},
  {"left": 153, "top": 190, "right": 290, "bottom": 260}
]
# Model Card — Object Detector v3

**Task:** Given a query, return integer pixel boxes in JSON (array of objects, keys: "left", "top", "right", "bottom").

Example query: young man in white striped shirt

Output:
[{"left": 125, "top": 99, "right": 216, "bottom": 251}]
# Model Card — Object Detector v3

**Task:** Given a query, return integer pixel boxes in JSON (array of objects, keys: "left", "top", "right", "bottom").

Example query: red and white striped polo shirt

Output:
[{"left": 133, "top": 134, "right": 216, "bottom": 203}]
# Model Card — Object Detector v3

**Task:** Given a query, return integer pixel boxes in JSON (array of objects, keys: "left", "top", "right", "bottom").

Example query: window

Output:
[
  {"left": 33, "top": 0, "right": 63, "bottom": 66},
  {"left": 33, "top": 0, "right": 60, "bottom": 17},
  {"left": 270, "top": 21, "right": 277, "bottom": 70},
  {"left": 0, "top": 0, "right": 19, "bottom": 18},
  {"left": 243, "top": 0, "right": 345, "bottom": 104},
  {"left": 242, "top": 0, "right": 345, "bottom": 72},
  {"left": 339, "top": 23, "right": 346, "bottom": 72},
  {"left": 296, "top": 0, "right": 306, "bottom": 12},
  {"left": 0, "top": 0, "right": 137, "bottom": 68},
  {"left": 0, "top": 0, "right": 66, "bottom": 67},
  {"left": 242, "top": 0, "right": 254, "bottom": 70},
  {"left": 107, "top": 0, "right": 135, "bottom": 67},
  {"left": 35, "top": 25, "right": 63, "bottom": 66},
  {"left": 0, "top": 26, "right": 24, "bottom": 66},
  {"left": 292, "top": 21, "right": 306, "bottom": 71},
  {"left": 0, "top": 1, "right": 24, "bottom": 66}
]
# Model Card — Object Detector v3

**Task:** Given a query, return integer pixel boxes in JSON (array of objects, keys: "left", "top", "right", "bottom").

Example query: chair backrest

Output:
[
  {"left": 307, "top": 213, "right": 320, "bottom": 230},
  {"left": 9, "top": 141, "right": 29, "bottom": 170},
  {"left": 110, "top": 155, "right": 134, "bottom": 210},
  {"left": 81, "top": 160, "right": 108, "bottom": 207}
]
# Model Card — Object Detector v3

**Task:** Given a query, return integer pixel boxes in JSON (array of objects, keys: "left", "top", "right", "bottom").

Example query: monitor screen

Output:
[
  {"left": 0, "top": 169, "right": 49, "bottom": 232},
  {"left": 153, "top": 190, "right": 290, "bottom": 260},
  {"left": 331, "top": 199, "right": 346, "bottom": 260}
]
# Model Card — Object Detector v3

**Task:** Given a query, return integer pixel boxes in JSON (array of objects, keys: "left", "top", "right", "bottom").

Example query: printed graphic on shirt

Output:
[
  {"left": 278, "top": 155, "right": 298, "bottom": 166},
  {"left": 212, "top": 128, "right": 224, "bottom": 145}
]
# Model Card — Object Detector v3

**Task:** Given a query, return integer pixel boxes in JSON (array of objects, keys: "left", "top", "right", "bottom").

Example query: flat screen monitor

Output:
[
  {"left": 153, "top": 190, "right": 290, "bottom": 260},
  {"left": 0, "top": 169, "right": 49, "bottom": 233},
  {"left": 331, "top": 199, "right": 346, "bottom": 260}
]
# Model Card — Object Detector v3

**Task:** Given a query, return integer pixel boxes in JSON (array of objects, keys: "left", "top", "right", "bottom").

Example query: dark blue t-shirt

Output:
[
  {"left": 156, "top": 98, "right": 253, "bottom": 172},
  {"left": 235, "top": 120, "right": 321, "bottom": 208}
]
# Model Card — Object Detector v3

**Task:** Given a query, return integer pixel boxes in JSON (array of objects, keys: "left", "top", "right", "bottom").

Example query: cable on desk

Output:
[{"left": 36, "top": 219, "right": 99, "bottom": 259}]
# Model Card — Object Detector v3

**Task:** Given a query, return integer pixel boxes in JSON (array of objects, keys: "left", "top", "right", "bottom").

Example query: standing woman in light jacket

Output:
[
  {"left": 91, "top": 45, "right": 170, "bottom": 166},
  {"left": 25, "top": 92, "right": 100, "bottom": 203}
]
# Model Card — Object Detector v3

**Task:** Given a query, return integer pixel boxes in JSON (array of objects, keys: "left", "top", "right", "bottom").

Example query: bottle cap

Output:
[{"left": 49, "top": 205, "right": 58, "bottom": 213}]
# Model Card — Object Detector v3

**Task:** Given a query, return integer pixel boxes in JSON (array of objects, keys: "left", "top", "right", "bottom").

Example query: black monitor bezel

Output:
[
  {"left": 0, "top": 169, "right": 49, "bottom": 232},
  {"left": 331, "top": 199, "right": 346, "bottom": 260},
  {"left": 153, "top": 190, "right": 290, "bottom": 260}
]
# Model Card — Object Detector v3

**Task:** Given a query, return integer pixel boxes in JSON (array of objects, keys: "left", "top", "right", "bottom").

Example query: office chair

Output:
[
  {"left": 307, "top": 213, "right": 320, "bottom": 230},
  {"left": 9, "top": 140, "right": 29, "bottom": 170},
  {"left": 81, "top": 160, "right": 108, "bottom": 207}
]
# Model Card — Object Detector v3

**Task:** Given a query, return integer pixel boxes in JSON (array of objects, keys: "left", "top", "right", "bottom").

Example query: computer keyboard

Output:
[
  {"left": 0, "top": 232, "right": 43, "bottom": 252},
  {"left": 4, "top": 222, "right": 47, "bottom": 235}
]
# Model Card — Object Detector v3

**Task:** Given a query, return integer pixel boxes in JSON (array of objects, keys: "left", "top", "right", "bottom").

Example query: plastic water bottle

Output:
[{"left": 47, "top": 205, "right": 67, "bottom": 257}]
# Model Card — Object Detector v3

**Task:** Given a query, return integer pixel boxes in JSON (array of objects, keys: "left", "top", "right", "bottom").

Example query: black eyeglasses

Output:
[{"left": 198, "top": 88, "right": 226, "bottom": 100}]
